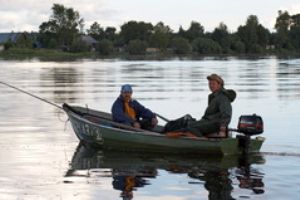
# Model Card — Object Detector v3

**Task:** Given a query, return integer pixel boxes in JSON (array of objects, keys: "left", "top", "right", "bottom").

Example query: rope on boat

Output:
[{"left": 0, "top": 81, "right": 63, "bottom": 110}]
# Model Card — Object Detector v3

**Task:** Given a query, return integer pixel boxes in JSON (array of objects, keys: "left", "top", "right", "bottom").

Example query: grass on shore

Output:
[
  {"left": 1, "top": 47, "right": 300, "bottom": 61},
  {"left": 0, "top": 48, "right": 97, "bottom": 61}
]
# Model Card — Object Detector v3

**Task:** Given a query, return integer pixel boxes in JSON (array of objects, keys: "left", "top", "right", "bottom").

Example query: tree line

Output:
[{"left": 5, "top": 4, "right": 300, "bottom": 56}]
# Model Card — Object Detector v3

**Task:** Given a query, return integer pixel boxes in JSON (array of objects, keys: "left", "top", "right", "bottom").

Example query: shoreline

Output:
[{"left": 1, "top": 48, "right": 300, "bottom": 62}]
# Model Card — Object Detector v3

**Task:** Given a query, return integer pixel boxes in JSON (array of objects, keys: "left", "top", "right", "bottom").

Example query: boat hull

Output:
[{"left": 64, "top": 104, "right": 264, "bottom": 156}]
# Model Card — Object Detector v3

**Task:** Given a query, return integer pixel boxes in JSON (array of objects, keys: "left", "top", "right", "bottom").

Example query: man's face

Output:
[
  {"left": 121, "top": 92, "right": 132, "bottom": 102},
  {"left": 208, "top": 80, "right": 221, "bottom": 93}
]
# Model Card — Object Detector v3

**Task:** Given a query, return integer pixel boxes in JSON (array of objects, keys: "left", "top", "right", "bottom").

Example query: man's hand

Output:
[
  {"left": 219, "top": 125, "right": 227, "bottom": 137},
  {"left": 151, "top": 117, "right": 158, "bottom": 127},
  {"left": 133, "top": 122, "right": 141, "bottom": 129}
]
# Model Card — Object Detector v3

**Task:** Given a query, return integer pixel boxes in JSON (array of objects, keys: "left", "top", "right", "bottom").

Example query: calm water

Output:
[{"left": 0, "top": 57, "right": 300, "bottom": 200}]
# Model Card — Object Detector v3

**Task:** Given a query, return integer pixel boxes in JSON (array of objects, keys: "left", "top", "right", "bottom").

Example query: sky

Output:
[{"left": 1, "top": 0, "right": 300, "bottom": 33}]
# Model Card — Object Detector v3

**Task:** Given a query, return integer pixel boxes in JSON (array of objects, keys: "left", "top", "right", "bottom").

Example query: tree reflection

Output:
[{"left": 39, "top": 67, "right": 83, "bottom": 103}]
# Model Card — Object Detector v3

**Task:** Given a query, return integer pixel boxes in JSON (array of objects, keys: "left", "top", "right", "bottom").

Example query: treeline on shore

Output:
[{"left": 1, "top": 3, "right": 300, "bottom": 59}]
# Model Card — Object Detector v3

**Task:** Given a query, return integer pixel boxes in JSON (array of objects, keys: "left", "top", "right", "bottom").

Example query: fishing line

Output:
[{"left": 0, "top": 81, "right": 63, "bottom": 110}]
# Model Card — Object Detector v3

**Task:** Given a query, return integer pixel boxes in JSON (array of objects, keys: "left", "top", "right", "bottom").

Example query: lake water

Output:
[{"left": 0, "top": 57, "right": 299, "bottom": 200}]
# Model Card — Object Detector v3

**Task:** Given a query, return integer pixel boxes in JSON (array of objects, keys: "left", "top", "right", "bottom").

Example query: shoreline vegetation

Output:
[
  {"left": 1, "top": 4, "right": 300, "bottom": 61},
  {"left": 1, "top": 48, "right": 300, "bottom": 61}
]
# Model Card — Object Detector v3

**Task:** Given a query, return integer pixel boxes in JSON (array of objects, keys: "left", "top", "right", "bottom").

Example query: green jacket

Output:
[{"left": 202, "top": 88, "right": 236, "bottom": 126}]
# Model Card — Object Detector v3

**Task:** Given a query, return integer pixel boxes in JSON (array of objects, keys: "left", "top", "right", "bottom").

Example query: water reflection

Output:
[
  {"left": 66, "top": 144, "right": 265, "bottom": 200},
  {"left": 112, "top": 168, "right": 156, "bottom": 200},
  {"left": 39, "top": 67, "right": 83, "bottom": 103},
  {"left": 189, "top": 169, "right": 234, "bottom": 199},
  {"left": 276, "top": 60, "right": 300, "bottom": 99},
  {"left": 2, "top": 58, "right": 300, "bottom": 199}
]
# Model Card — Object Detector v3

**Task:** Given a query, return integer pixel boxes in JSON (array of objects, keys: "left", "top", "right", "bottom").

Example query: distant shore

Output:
[{"left": 1, "top": 48, "right": 300, "bottom": 61}]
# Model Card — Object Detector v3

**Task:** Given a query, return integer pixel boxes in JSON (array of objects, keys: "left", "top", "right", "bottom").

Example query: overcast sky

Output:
[{"left": 1, "top": 0, "right": 300, "bottom": 33}]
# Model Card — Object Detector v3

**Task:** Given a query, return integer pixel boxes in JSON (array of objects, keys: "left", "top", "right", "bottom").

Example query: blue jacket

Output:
[{"left": 111, "top": 96, "right": 156, "bottom": 125}]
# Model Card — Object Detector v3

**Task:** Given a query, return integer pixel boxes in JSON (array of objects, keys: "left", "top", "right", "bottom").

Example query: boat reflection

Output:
[{"left": 65, "top": 144, "right": 265, "bottom": 200}]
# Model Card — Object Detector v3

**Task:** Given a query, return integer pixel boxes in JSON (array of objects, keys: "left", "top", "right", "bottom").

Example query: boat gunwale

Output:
[{"left": 65, "top": 105, "right": 226, "bottom": 143}]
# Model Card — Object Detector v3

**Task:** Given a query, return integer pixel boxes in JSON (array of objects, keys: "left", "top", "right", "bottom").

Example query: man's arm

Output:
[
  {"left": 133, "top": 100, "right": 156, "bottom": 119},
  {"left": 218, "top": 96, "right": 232, "bottom": 126}
]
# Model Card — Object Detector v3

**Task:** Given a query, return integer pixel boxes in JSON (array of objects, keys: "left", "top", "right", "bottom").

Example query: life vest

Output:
[{"left": 125, "top": 176, "right": 135, "bottom": 191}]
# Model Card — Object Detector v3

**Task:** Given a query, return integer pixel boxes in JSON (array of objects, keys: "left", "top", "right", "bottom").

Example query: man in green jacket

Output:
[{"left": 187, "top": 74, "right": 236, "bottom": 137}]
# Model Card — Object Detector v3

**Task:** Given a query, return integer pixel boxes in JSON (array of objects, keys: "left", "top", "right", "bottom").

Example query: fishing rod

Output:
[
  {"left": 0, "top": 80, "right": 169, "bottom": 120},
  {"left": 0, "top": 80, "right": 174, "bottom": 125},
  {"left": 0, "top": 81, "right": 63, "bottom": 110},
  {"left": 155, "top": 113, "right": 170, "bottom": 122}
]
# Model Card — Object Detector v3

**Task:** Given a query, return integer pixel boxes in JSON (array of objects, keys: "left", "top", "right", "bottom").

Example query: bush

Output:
[
  {"left": 69, "top": 39, "right": 90, "bottom": 52},
  {"left": 96, "top": 39, "right": 114, "bottom": 55},
  {"left": 249, "top": 44, "right": 264, "bottom": 54},
  {"left": 4, "top": 40, "right": 14, "bottom": 50},
  {"left": 171, "top": 37, "right": 192, "bottom": 54},
  {"left": 192, "top": 37, "right": 222, "bottom": 54},
  {"left": 231, "top": 41, "right": 246, "bottom": 53},
  {"left": 126, "top": 39, "right": 147, "bottom": 55},
  {"left": 15, "top": 33, "right": 33, "bottom": 48}
]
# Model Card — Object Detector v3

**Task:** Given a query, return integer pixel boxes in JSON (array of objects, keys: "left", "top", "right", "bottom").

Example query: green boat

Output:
[{"left": 63, "top": 103, "right": 265, "bottom": 156}]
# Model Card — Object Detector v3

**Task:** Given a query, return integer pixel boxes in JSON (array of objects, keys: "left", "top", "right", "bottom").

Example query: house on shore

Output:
[
  {"left": 79, "top": 35, "right": 98, "bottom": 51},
  {"left": 0, "top": 32, "right": 41, "bottom": 51},
  {"left": 0, "top": 33, "right": 20, "bottom": 51}
]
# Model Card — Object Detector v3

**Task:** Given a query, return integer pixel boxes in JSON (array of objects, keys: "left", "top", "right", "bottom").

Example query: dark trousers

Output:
[
  {"left": 186, "top": 119, "right": 220, "bottom": 137},
  {"left": 140, "top": 118, "right": 153, "bottom": 130}
]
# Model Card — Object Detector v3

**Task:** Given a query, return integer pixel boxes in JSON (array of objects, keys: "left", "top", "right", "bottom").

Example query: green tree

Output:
[
  {"left": 171, "top": 36, "right": 191, "bottom": 55},
  {"left": 149, "top": 22, "right": 172, "bottom": 50},
  {"left": 289, "top": 14, "right": 300, "bottom": 49},
  {"left": 15, "top": 32, "right": 33, "bottom": 48},
  {"left": 104, "top": 27, "right": 116, "bottom": 41},
  {"left": 274, "top": 10, "right": 292, "bottom": 49},
  {"left": 69, "top": 38, "right": 90, "bottom": 52},
  {"left": 126, "top": 39, "right": 148, "bottom": 55},
  {"left": 185, "top": 21, "right": 204, "bottom": 41},
  {"left": 192, "top": 37, "right": 222, "bottom": 54},
  {"left": 87, "top": 22, "right": 104, "bottom": 41},
  {"left": 96, "top": 39, "right": 114, "bottom": 55},
  {"left": 38, "top": 4, "right": 84, "bottom": 50},
  {"left": 4, "top": 40, "right": 14, "bottom": 50},
  {"left": 275, "top": 10, "right": 291, "bottom": 32},
  {"left": 237, "top": 15, "right": 270, "bottom": 53},
  {"left": 230, "top": 35, "right": 246, "bottom": 53},
  {"left": 120, "top": 21, "right": 153, "bottom": 44},
  {"left": 212, "top": 22, "right": 231, "bottom": 53}
]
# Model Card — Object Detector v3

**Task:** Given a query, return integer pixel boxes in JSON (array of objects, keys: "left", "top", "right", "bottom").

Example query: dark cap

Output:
[
  {"left": 121, "top": 84, "right": 133, "bottom": 93},
  {"left": 207, "top": 74, "right": 224, "bottom": 86}
]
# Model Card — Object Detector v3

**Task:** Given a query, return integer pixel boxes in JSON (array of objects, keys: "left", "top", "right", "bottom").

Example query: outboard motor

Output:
[
  {"left": 236, "top": 114, "right": 264, "bottom": 154},
  {"left": 237, "top": 114, "right": 264, "bottom": 136}
]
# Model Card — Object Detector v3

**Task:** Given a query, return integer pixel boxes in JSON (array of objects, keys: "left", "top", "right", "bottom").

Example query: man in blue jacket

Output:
[{"left": 111, "top": 84, "right": 158, "bottom": 130}]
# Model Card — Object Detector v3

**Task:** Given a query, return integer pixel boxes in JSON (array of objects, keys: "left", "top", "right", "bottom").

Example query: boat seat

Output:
[{"left": 206, "top": 128, "right": 228, "bottom": 138}]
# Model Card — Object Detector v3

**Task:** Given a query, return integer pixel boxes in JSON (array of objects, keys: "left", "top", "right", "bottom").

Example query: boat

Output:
[{"left": 62, "top": 103, "right": 265, "bottom": 156}]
